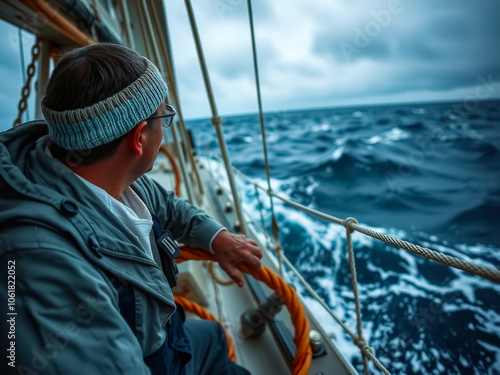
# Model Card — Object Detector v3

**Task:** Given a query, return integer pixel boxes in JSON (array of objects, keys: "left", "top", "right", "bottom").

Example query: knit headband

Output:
[{"left": 41, "top": 58, "right": 168, "bottom": 150}]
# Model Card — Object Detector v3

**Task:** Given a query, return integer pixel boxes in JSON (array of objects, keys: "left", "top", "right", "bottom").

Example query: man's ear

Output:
[{"left": 127, "top": 121, "right": 149, "bottom": 156}]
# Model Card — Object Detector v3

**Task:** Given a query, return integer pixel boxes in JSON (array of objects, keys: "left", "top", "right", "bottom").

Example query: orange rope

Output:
[
  {"left": 174, "top": 296, "right": 236, "bottom": 362},
  {"left": 159, "top": 144, "right": 181, "bottom": 197},
  {"left": 177, "top": 247, "right": 312, "bottom": 375}
]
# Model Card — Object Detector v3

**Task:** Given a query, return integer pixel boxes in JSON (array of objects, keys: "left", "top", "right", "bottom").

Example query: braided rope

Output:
[
  {"left": 177, "top": 247, "right": 312, "bottom": 375},
  {"left": 353, "top": 338, "right": 391, "bottom": 375},
  {"left": 174, "top": 295, "right": 236, "bottom": 362},
  {"left": 344, "top": 218, "right": 392, "bottom": 375},
  {"left": 346, "top": 221, "right": 500, "bottom": 283},
  {"left": 232, "top": 166, "right": 500, "bottom": 283},
  {"left": 343, "top": 218, "right": 369, "bottom": 375}
]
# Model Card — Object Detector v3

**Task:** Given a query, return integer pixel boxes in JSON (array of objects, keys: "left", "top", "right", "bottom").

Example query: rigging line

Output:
[
  {"left": 184, "top": 0, "right": 247, "bottom": 236},
  {"left": 247, "top": 0, "right": 284, "bottom": 274},
  {"left": 253, "top": 184, "right": 272, "bottom": 251},
  {"left": 280, "top": 256, "right": 391, "bottom": 375},
  {"left": 246, "top": 0, "right": 271, "bottom": 199},
  {"left": 228, "top": 162, "right": 500, "bottom": 282},
  {"left": 118, "top": 0, "right": 135, "bottom": 49},
  {"left": 211, "top": 155, "right": 386, "bottom": 373},
  {"left": 141, "top": 0, "right": 195, "bottom": 204},
  {"left": 344, "top": 218, "right": 369, "bottom": 375},
  {"left": 133, "top": 0, "right": 151, "bottom": 58},
  {"left": 213, "top": 162, "right": 389, "bottom": 374},
  {"left": 200, "top": 166, "right": 388, "bottom": 373},
  {"left": 18, "top": 28, "right": 29, "bottom": 122},
  {"left": 148, "top": 0, "right": 204, "bottom": 200}
]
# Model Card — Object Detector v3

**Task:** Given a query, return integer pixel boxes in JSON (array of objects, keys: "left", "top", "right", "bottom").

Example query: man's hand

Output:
[{"left": 211, "top": 230, "right": 263, "bottom": 287}]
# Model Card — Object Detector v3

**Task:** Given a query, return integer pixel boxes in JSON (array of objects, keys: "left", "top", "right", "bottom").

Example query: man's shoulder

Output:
[{"left": 132, "top": 174, "right": 164, "bottom": 210}]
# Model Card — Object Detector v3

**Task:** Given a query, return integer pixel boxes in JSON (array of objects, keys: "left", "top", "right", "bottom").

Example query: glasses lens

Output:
[{"left": 162, "top": 116, "right": 173, "bottom": 128}]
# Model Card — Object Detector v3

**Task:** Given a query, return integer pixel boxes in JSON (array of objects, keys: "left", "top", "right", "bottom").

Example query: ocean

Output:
[{"left": 184, "top": 99, "right": 500, "bottom": 374}]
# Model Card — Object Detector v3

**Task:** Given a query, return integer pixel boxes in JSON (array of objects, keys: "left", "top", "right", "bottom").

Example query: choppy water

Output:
[{"left": 184, "top": 100, "right": 500, "bottom": 374}]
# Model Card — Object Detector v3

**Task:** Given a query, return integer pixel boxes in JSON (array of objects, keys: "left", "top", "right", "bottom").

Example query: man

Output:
[{"left": 0, "top": 43, "right": 261, "bottom": 374}]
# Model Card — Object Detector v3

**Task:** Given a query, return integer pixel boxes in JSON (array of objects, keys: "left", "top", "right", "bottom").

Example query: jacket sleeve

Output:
[
  {"left": 134, "top": 175, "right": 224, "bottom": 250},
  {"left": 0, "top": 229, "right": 151, "bottom": 375}
]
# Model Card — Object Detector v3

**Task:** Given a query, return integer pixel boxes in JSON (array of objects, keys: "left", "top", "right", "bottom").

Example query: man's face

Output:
[{"left": 143, "top": 102, "right": 165, "bottom": 173}]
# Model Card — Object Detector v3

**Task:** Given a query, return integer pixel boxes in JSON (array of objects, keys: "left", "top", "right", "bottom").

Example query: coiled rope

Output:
[{"left": 177, "top": 247, "right": 312, "bottom": 375}]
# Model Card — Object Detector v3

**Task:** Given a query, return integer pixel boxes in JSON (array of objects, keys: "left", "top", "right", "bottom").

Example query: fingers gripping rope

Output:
[{"left": 177, "top": 247, "right": 313, "bottom": 375}]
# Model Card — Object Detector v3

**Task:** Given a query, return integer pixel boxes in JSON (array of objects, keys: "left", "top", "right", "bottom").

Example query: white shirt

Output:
[
  {"left": 45, "top": 144, "right": 154, "bottom": 259},
  {"left": 76, "top": 175, "right": 155, "bottom": 260}
]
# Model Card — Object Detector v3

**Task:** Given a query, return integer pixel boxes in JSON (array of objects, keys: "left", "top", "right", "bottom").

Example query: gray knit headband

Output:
[{"left": 41, "top": 58, "right": 168, "bottom": 150}]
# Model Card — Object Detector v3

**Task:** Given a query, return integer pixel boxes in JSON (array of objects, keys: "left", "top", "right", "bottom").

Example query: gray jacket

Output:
[{"left": 0, "top": 122, "right": 222, "bottom": 374}]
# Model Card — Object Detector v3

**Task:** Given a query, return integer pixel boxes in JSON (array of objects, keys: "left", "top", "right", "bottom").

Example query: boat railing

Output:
[
  {"left": 181, "top": 1, "right": 500, "bottom": 372},
  {"left": 204, "top": 153, "right": 500, "bottom": 375},
  {"left": 10, "top": 1, "right": 498, "bottom": 373}
]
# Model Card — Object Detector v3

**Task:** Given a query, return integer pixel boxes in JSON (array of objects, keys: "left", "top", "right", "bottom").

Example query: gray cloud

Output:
[{"left": 1, "top": 0, "right": 499, "bottom": 125}]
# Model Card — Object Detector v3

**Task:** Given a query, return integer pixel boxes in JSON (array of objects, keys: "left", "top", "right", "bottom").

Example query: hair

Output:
[{"left": 43, "top": 43, "right": 157, "bottom": 165}]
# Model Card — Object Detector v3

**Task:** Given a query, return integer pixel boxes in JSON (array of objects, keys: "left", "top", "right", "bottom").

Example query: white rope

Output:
[
  {"left": 224, "top": 166, "right": 392, "bottom": 372},
  {"left": 281, "top": 255, "right": 391, "bottom": 375},
  {"left": 231, "top": 166, "right": 500, "bottom": 283},
  {"left": 347, "top": 222, "right": 500, "bottom": 283},
  {"left": 344, "top": 218, "right": 370, "bottom": 375},
  {"left": 209, "top": 159, "right": 499, "bottom": 375},
  {"left": 185, "top": 0, "right": 248, "bottom": 235}
]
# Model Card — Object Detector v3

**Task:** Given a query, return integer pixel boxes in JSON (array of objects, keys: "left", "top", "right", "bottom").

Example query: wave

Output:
[
  {"left": 444, "top": 192, "right": 500, "bottom": 247},
  {"left": 205, "top": 157, "right": 500, "bottom": 375},
  {"left": 400, "top": 121, "right": 426, "bottom": 130},
  {"left": 193, "top": 101, "right": 500, "bottom": 375}
]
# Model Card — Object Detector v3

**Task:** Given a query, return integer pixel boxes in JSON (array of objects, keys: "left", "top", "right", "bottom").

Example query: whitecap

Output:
[
  {"left": 366, "top": 135, "right": 382, "bottom": 144},
  {"left": 365, "top": 127, "right": 410, "bottom": 145},
  {"left": 331, "top": 146, "right": 344, "bottom": 161},
  {"left": 267, "top": 134, "right": 280, "bottom": 143},
  {"left": 311, "top": 123, "right": 331, "bottom": 132},
  {"left": 384, "top": 127, "right": 411, "bottom": 142},
  {"left": 412, "top": 108, "right": 427, "bottom": 115}
]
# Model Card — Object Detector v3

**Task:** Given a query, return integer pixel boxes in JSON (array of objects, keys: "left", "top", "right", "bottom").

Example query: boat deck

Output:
[{"left": 148, "top": 159, "right": 357, "bottom": 374}]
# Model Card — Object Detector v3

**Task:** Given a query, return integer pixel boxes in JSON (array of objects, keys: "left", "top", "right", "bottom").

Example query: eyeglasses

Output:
[{"left": 147, "top": 104, "right": 176, "bottom": 128}]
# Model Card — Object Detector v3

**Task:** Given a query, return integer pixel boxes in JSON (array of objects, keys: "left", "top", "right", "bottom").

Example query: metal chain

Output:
[{"left": 13, "top": 38, "right": 41, "bottom": 127}]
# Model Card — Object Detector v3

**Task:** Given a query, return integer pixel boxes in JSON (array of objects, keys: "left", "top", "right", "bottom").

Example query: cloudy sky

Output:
[{"left": 1, "top": 0, "right": 499, "bottom": 130}]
